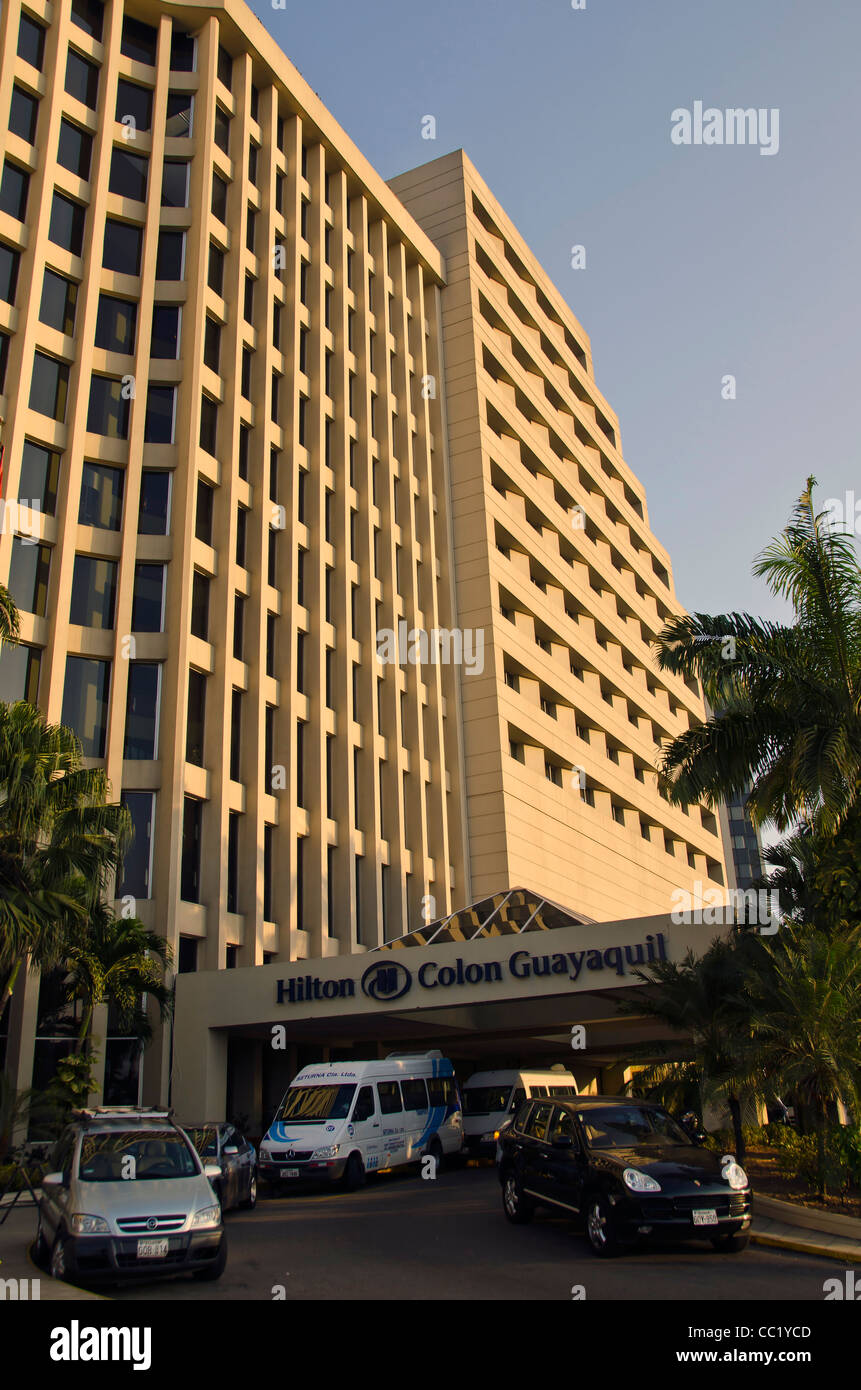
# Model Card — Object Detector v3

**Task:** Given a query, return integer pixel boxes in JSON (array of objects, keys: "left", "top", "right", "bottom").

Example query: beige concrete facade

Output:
[{"left": 0, "top": 0, "right": 730, "bottom": 1109}]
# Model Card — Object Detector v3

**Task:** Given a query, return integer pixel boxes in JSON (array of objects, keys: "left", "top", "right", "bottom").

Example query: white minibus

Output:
[
  {"left": 462, "top": 1067, "right": 578, "bottom": 1154},
  {"left": 258, "top": 1050, "right": 463, "bottom": 1190}
]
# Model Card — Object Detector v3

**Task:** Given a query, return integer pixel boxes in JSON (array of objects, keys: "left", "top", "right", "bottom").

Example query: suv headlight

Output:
[
  {"left": 311, "top": 1145, "right": 340, "bottom": 1160},
  {"left": 70, "top": 1213, "right": 111, "bottom": 1234},
  {"left": 191, "top": 1204, "right": 221, "bottom": 1229},
  {"left": 724, "top": 1161, "right": 748, "bottom": 1190},
  {"left": 623, "top": 1167, "right": 661, "bottom": 1193}
]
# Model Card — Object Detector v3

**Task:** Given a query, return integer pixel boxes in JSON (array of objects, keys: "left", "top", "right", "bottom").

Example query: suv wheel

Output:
[
  {"left": 502, "top": 1170, "right": 534, "bottom": 1224},
  {"left": 49, "top": 1232, "right": 69, "bottom": 1282},
  {"left": 585, "top": 1195, "right": 621, "bottom": 1257},
  {"left": 241, "top": 1173, "right": 257, "bottom": 1210}
]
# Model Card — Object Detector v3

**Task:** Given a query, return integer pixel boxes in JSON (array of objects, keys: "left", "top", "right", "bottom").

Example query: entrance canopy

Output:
[{"left": 376, "top": 886, "right": 595, "bottom": 951}]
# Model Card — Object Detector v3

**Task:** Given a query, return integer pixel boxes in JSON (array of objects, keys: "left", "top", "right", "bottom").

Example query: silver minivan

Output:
[{"left": 36, "top": 1107, "right": 226, "bottom": 1285}]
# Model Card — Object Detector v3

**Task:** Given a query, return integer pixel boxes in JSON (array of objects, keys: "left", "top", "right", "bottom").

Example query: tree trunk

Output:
[
  {"left": 0, "top": 957, "right": 23, "bottom": 1018},
  {"left": 728, "top": 1094, "right": 746, "bottom": 1162}
]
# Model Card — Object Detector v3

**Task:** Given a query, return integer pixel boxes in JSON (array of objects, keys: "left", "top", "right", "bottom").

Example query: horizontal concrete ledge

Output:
[
  {"left": 751, "top": 1222, "right": 861, "bottom": 1265},
  {"left": 754, "top": 1191, "right": 861, "bottom": 1239}
]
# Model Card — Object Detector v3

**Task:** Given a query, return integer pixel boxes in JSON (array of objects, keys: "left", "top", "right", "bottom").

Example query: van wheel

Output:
[
  {"left": 502, "top": 1169, "right": 534, "bottom": 1224},
  {"left": 426, "top": 1138, "right": 444, "bottom": 1174},
  {"left": 344, "top": 1153, "right": 365, "bottom": 1191}
]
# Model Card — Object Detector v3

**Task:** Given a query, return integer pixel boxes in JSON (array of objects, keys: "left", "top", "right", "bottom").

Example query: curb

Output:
[{"left": 751, "top": 1230, "right": 861, "bottom": 1264}]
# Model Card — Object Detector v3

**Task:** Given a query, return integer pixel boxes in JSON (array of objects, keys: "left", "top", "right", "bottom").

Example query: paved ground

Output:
[{"left": 91, "top": 1166, "right": 841, "bottom": 1302}]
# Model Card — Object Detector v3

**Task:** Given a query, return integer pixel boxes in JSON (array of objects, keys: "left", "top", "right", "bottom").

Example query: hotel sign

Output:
[{"left": 275, "top": 932, "right": 668, "bottom": 1006}]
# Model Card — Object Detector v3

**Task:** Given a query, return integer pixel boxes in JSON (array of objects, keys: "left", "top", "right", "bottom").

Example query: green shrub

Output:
[{"left": 773, "top": 1127, "right": 861, "bottom": 1193}]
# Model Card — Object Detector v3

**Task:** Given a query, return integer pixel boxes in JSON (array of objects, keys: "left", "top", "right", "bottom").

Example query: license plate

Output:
[
  {"left": 285, "top": 1168, "right": 300, "bottom": 1177},
  {"left": 136, "top": 1237, "right": 168, "bottom": 1258},
  {"left": 692, "top": 1208, "right": 718, "bottom": 1226}
]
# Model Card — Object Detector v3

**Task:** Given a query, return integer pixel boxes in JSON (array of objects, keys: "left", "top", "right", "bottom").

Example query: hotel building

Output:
[{"left": 0, "top": 0, "right": 730, "bottom": 1116}]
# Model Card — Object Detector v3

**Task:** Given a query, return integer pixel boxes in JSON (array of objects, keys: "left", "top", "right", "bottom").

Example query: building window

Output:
[
  {"left": 296, "top": 631, "right": 305, "bottom": 693},
  {"left": 70, "top": 555, "right": 117, "bottom": 628},
  {"left": 170, "top": 29, "right": 196, "bottom": 72},
  {"left": 57, "top": 119, "right": 93, "bottom": 179},
  {"left": 180, "top": 798, "right": 202, "bottom": 902},
  {"left": 131, "top": 564, "right": 165, "bottom": 632},
  {"left": 195, "top": 480, "right": 213, "bottom": 544},
  {"left": 87, "top": 376, "right": 130, "bottom": 438},
  {"left": 151, "top": 305, "right": 180, "bottom": 359},
  {"left": 9, "top": 86, "right": 39, "bottom": 144},
  {"left": 119, "top": 792, "right": 154, "bottom": 899},
  {"left": 230, "top": 689, "right": 242, "bottom": 781},
  {"left": 156, "top": 229, "right": 185, "bottom": 280},
  {"left": 190, "top": 571, "right": 210, "bottom": 640},
  {"left": 238, "top": 424, "right": 250, "bottom": 481},
  {"left": 241, "top": 347, "right": 252, "bottom": 399},
  {"left": 177, "top": 936, "right": 198, "bottom": 973},
  {"left": 65, "top": 49, "right": 99, "bottom": 107},
  {"left": 208, "top": 243, "right": 224, "bottom": 295},
  {"left": 211, "top": 173, "right": 228, "bottom": 223},
  {"left": 124, "top": 663, "right": 160, "bottom": 759},
  {"left": 296, "top": 723, "right": 305, "bottom": 808},
  {"left": 236, "top": 507, "right": 248, "bottom": 567},
  {"left": 263, "top": 825, "right": 273, "bottom": 920},
  {"left": 7, "top": 539, "right": 50, "bottom": 617},
  {"left": 109, "top": 148, "right": 148, "bottom": 201},
  {"left": 0, "top": 245, "right": 19, "bottom": 307},
  {"left": 203, "top": 317, "right": 221, "bottom": 373},
  {"left": 227, "top": 812, "right": 240, "bottom": 911},
  {"left": 266, "top": 614, "right": 276, "bottom": 676},
  {"left": 161, "top": 161, "right": 189, "bottom": 208},
  {"left": 246, "top": 206, "right": 256, "bottom": 253},
  {"left": 39, "top": 270, "right": 77, "bottom": 335},
  {"left": 18, "top": 14, "right": 46, "bottom": 70},
  {"left": 0, "top": 643, "right": 41, "bottom": 705},
  {"left": 145, "top": 386, "right": 176, "bottom": 443},
  {"left": 248, "top": 142, "right": 258, "bottom": 186},
  {"left": 61, "top": 656, "right": 110, "bottom": 757},
  {"left": 296, "top": 836, "right": 305, "bottom": 926},
  {"left": 233, "top": 594, "right": 245, "bottom": 661},
  {"left": 121, "top": 16, "right": 157, "bottom": 65},
  {"left": 214, "top": 105, "right": 230, "bottom": 153},
  {"left": 30, "top": 353, "right": 69, "bottom": 422},
  {"left": 79, "top": 462, "right": 123, "bottom": 529},
  {"left": 244, "top": 274, "right": 255, "bottom": 323},
  {"left": 165, "top": 91, "right": 193, "bottom": 138},
  {"left": 115, "top": 79, "right": 153, "bottom": 132},
  {"left": 186, "top": 669, "right": 206, "bottom": 765},
  {"left": 0, "top": 163, "right": 29, "bottom": 222},
  {"left": 103, "top": 219, "right": 142, "bottom": 274},
  {"left": 95, "top": 295, "right": 137, "bottom": 354},
  {"left": 217, "top": 45, "right": 233, "bottom": 90},
  {"left": 49, "top": 192, "right": 85, "bottom": 254},
  {"left": 268, "top": 529, "right": 278, "bottom": 586},
  {"left": 139, "top": 471, "right": 171, "bottom": 535},
  {"left": 19, "top": 442, "right": 60, "bottom": 514}
]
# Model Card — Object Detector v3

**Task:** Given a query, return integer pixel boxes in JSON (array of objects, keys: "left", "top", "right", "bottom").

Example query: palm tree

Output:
[
  {"left": 0, "top": 581, "right": 20, "bottom": 647},
  {"left": 655, "top": 477, "right": 861, "bottom": 837},
  {"left": 0, "top": 701, "right": 131, "bottom": 1016},
  {"left": 753, "top": 805, "right": 861, "bottom": 934},
  {"left": 617, "top": 936, "right": 762, "bottom": 1160},
  {"left": 741, "top": 926, "right": 861, "bottom": 1194},
  {"left": 63, "top": 902, "right": 173, "bottom": 1051}
]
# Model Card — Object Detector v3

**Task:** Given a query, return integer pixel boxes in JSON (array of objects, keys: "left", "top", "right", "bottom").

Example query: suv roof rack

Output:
[{"left": 70, "top": 1106, "right": 173, "bottom": 1120}]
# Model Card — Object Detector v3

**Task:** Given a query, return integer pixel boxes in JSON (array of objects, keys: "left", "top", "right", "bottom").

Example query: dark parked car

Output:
[
  {"left": 183, "top": 1123, "right": 257, "bottom": 1212},
  {"left": 497, "top": 1095, "right": 751, "bottom": 1256}
]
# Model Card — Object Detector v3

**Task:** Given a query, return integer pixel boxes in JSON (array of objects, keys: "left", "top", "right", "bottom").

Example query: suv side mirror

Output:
[{"left": 551, "top": 1135, "right": 574, "bottom": 1150}]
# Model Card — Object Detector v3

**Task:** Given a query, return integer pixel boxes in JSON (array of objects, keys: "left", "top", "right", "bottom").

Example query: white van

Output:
[
  {"left": 258, "top": 1051, "right": 463, "bottom": 1190},
  {"left": 462, "top": 1067, "right": 578, "bottom": 1154}
]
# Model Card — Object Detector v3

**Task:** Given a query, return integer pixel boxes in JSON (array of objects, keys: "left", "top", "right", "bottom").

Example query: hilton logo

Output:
[{"left": 361, "top": 960, "right": 412, "bottom": 1002}]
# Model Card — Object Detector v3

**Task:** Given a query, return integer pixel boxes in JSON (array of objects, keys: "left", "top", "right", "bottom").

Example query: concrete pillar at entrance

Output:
[
  {"left": 89, "top": 1004, "right": 109, "bottom": 1106},
  {"left": 5, "top": 965, "right": 41, "bottom": 1143},
  {"left": 599, "top": 1063, "right": 635, "bottom": 1096},
  {"left": 172, "top": 1021, "right": 229, "bottom": 1122}
]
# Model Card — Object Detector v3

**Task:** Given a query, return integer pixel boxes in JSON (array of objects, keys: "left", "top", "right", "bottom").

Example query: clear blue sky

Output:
[{"left": 250, "top": 0, "right": 860, "bottom": 625}]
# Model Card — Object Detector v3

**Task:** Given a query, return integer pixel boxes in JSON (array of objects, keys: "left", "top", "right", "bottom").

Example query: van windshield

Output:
[
  {"left": 464, "top": 1086, "right": 512, "bottom": 1115},
  {"left": 275, "top": 1084, "right": 357, "bottom": 1124}
]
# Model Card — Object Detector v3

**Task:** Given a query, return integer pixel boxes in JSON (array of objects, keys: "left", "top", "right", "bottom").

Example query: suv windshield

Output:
[
  {"left": 464, "top": 1086, "right": 512, "bottom": 1115},
  {"left": 578, "top": 1106, "right": 691, "bottom": 1150},
  {"left": 275, "top": 1084, "right": 356, "bottom": 1124},
  {"left": 79, "top": 1130, "right": 199, "bottom": 1181}
]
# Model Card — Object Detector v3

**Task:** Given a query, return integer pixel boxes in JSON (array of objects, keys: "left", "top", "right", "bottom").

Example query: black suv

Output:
[{"left": 497, "top": 1095, "right": 752, "bottom": 1256}]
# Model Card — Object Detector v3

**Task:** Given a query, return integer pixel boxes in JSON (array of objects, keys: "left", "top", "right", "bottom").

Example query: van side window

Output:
[
  {"left": 352, "top": 1086, "right": 375, "bottom": 1122},
  {"left": 401, "top": 1078, "right": 428, "bottom": 1112},
  {"left": 427, "top": 1075, "right": 456, "bottom": 1107},
  {"left": 377, "top": 1081, "right": 403, "bottom": 1114},
  {"left": 530, "top": 1085, "right": 548, "bottom": 1098},
  {"left": 509, "top": 1087, "right": 526, "bottom": 1112}
]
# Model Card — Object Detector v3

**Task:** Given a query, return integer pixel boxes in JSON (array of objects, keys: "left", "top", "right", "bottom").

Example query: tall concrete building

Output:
[{"left": 0, "top": 0, "right": 729, "bottom": 1109}]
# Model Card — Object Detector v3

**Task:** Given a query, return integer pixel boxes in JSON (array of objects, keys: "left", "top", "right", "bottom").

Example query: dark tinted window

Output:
[
  {"left": 65, "top": 50, "right": 99, "bottom": 108},
  {"left": 181, "top": 797, "right": 202, "bottom": 901},
  {"left": 151, "top": 305, "right": 180, "bottom": 358},
  {"left": 144, "top": 386, "right": 175, "bottom": 443},
  {"left": 208, "top": 243, "right": 224, "bottom": 295},
  {"left": 161, "top": 162, "right": 188, "bottom": 208},
  {"left": 7, "top": 539, "right": 50, "bottom": 616},
  {"left": 401, "top": 1078, "right": 428, "bottom": 1112},
  {"left": 57, "top": 120, "right": 92, "bottom": 179},
  {"left": 0, "top": 164, "right": 29, "bottom": 221},
  {"left": 95, "top": 295, "right": 137, "bottom": 353},
  {"left": 124, "top": 663, "right": 159, "bottom": 759},
  {"left": 103, "top": 219, "right": 142, "bottom": 274},
  {"left": 79, "top": 462, "right": 123, "bottom": 529},
  {"left": 377, "top": 1081, "right": 402, "bottom": 1115},
  {"left": 40, "top": 269, "right": 78, "bottom": 335},
  {"left": 549, "top": 1107, "right": 577, "bottom": 1145},
  {"left": 121, "top": 16, "right": 157, "bottom": 64},
  {"left": 186, "top": 669, "right": 206, "bottom": 765},
  {"left": 195, "top": 480, "right": 213, "bottom": 544},
  {"left": 214, "top": 106, "right": 230, "bottom": 153},
  {"left": 156, "top": 229, "right": 184, "bottom": 280},
  {"left": 29, "top": 354, "right": 69, "bottom": 421},
  {"left": 170, "top": 30, "right": 196, "bottom": 71},
  {"left": 49, "top": 193, "right": 85, "bottom": 254},
  {"left": 211, "top": 174, "right": 228, "bottom": 222},
  {"left": 138, "top": 471, "right": 170, "bottom": 534},
  {"left": 0, "top": 333, "right": 9, "bottom": 394},
  {"left": 109, "top": 148, "right": 148, "bottom": 201},
  {"left": 132, "top": 564, "right": 165, "bottom": 631},
  {"left": 70, "top": 0, "right": 103, "bottom": 41},
  {"left": 115, "top": 79, "right": 152, "bottom": 132},
  {"left": 87, "top": 376, "right": 130, "bottom": 438},
  {"left": 18, "top": 15, "right": 46, "bottom": 70},
  {"left": 19, "top": 442, "right": 60, "bottom": 514},
  {"left": 0, "top": 245, "right": 20, "bottom": 306},
  {"left": 524, "top": 1102, "right": 553, "bottom": 1142},
  {"left": 199, "top": 396, "right": 218, "bottom": 455},
  {"left": 427, "top": 1075, "right": 458, "bottom": 1108},
  {"left": 9, "top": 86, "right": 39, "bottom": 143},
  {"left": 120, "top": 792, "right": 154, "bottom": 898},
  {"left": 217, "top": 44, "right": 232, "bottom": 90},
  {"left": 351, "top": 1086, "right": 375, "bottom": 1122},
  {"left": 70, "top": 555, "right": 117, "bottom": 628},
  {"left": 165, "top": 92, "right": 193, "bottom": 138},
  {"left": 190, "top": 570, "right": 210, "bottom": 639},
  {"left": 203, "top": 317, "right": 221, "bottom": 372}
]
